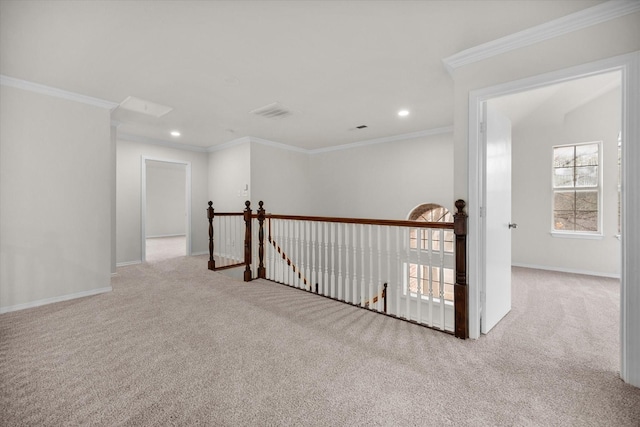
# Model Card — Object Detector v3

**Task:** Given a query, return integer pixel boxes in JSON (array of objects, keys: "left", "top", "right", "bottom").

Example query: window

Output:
[
  {"left": 405, "top": 204, "right": 454, "bottom": 302},
  {"left": 552, "top": 142, "right": 601, "bottom": 233}
]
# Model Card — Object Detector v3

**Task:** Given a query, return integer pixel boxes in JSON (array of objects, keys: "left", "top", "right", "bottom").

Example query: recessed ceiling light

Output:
[
  {"left": 398, "top": 110, "right": 410, "bottom": 117},
  {"left": 170, "top": 130, "right": 181, "bottom": 137}
]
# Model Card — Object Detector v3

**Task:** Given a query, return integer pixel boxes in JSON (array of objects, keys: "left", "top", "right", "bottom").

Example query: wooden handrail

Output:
[{"left": 257, "top": 213, "right": 454, "bottom": 229}]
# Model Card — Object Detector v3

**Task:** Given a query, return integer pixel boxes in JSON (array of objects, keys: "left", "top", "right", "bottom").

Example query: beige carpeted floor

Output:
[{"left": 1, "top": 256, "right": 639, "bottom": 426}]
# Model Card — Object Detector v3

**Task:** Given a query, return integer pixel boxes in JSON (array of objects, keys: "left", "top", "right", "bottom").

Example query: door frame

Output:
[
  {"left": 468, "top": 51, "right": 640, "bottom": 385},
  {"left": 141, "top": 156, "right": 192, "bottom": 262}
]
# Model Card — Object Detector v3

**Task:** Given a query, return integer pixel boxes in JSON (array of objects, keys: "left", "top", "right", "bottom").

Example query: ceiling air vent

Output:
[{"left": 250, "top": 102, "right": 292, "bottom": 119}]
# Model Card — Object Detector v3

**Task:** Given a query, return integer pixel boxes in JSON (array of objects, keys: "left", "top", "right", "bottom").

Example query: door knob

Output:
[{"left": 509, "top": 223, "right": 518, "bottom": 229}]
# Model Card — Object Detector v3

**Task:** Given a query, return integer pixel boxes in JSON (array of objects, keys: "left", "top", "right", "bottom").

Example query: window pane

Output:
[
  {"left": 575, "top": 191, "right": 598, "bottom": 212},
  {"left": 575, "top": 143, "right": 598, "bottom": 166},
  {"left": 554, "top": 191, "right": 575, "bottom": 211},
  {"left": 554, "top": 146, "right": 575, "bottom": 168},
  {"left": 575, "top": 211, "right": 598, "bottom": 232},
  {"left": 553, "top": 211, "right": 574, "bottom": 231},
  {"left": 575, "top": 166, "right": 598, "bottom": 187},
  {"left": 553, "top": 167, "right": 574, "bottom": 187}
]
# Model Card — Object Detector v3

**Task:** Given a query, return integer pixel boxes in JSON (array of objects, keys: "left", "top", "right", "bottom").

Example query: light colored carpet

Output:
[
  {"left": 1, "top": 258, "right": 638, "bottom": 426},
  {"left": 145, "top": 236, "right": 186, "bottom": 263}
]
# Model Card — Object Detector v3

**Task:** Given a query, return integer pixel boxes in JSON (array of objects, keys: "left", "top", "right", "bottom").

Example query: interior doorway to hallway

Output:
[{"left": 141, "top": 157, "right": 192, "bottom": 262}]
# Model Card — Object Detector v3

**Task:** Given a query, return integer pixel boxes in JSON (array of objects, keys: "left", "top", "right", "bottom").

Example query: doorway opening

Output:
[
  {"left": 468, "top": 52, "right": 640, "bottom": 386},
  {"left": 141, "top": 157, "right": 192, "bottom": 262}
]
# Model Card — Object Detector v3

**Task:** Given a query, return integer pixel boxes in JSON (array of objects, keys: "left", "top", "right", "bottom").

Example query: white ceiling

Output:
[
  {"left": 489, "top": 71, "right": 621, "bottom": 128},
  {"left": 0, "top": 0, "right": 605, "bottom": 150}
]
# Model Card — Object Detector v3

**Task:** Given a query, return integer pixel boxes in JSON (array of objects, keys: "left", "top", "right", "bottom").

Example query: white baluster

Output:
[
  {"left": 368, "top": 224, "right": 373, "bottom": 310},
  {"left": 396, "top": 226, "right": 401, "bottom": 318},
  {"left": 311, "top": 221, "right": 317, "bottom": 291},
  {"left": 417, "top": 228, "right": 423, "bottom": 324},
  {"left": 386, "top": 227, "right": 391, "bottom": 314},
  {"left": 377, "top": 226, "right": 382, "bottom": 312},
  {"left": 360, "top": 224, "right": 365, "bottom": 307},
  {"left": 330, "top": 222, "right": 336, "bottom": 298},
  {"left": 344, "top": 223, "right": 350, "bottom": 303},
  {"left": 288, "top": 220, "right": 293, "bottom": 286},
  {"left": 405, "top": 228, "right": 411, "bottom": 320},
  {"left": 337, "top": 223, "right": 343, "bottom": 301},
  {"left": 305, "top": 221, "right": 311, "bottom": 291},
  {"left": 439, "top": 228, "right": 446, "bottom": 331},
  {"left": 352, "top": 225, "right": 358, "bottom": 305},
  {"left": 428, "top": 228, "right": 435, "bottom": 328},
  {"left": 323, "top": 222, "right": 329, "bottom": 296}
]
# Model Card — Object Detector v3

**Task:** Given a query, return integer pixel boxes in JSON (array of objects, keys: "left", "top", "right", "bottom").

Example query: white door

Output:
[{"left": 481, "top": 102, "right": 513, "bottom": 334}]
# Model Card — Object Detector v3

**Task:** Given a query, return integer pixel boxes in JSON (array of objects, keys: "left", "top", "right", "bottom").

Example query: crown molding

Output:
[
  {"left": 206, "top": 127, "right": 454, "bottom": 155},
  {"left": 442, "top": 0, "right": 640, "bottom": 75},
  {"left": 308, "top": 126, "right": 453, "bottom": 155},
  {"left": 207, "top": 136, "right": 252, "bottom": 152},
  {"left": 118, "top": 132, "right": 209, "bottom": 153},
  {"left": 249, "top": 136, "right": 309, "bottom": 153},
  {"left": 0, "top": 74, "right": 119, "bottom": 110}
]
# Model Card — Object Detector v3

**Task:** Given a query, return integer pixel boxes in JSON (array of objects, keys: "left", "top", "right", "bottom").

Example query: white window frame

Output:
[{"left": 551, "top": 141, "right": 603, "bottom": 239}]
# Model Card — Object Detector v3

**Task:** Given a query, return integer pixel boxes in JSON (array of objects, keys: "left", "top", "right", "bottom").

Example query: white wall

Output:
[
  {"left": 145, "top": 161, "right": 187, "bottom": 237},
  {"left": 310, "top": 133, "right": 454, "bottom": 219},
  {"left": 511, "top": 88, "right": 621, "bottom": 276},
  {"left": 0, "top": 85, "right": 112, "bottom": 312},
  {"left": 251, "top": 142, "right": 312, "bottom": 215},
  {"left": 116, "top": 140, "right": 208, "bottom": 264},
  {"left": 208, "top": 141, "right": 251, "bottom": 212}
]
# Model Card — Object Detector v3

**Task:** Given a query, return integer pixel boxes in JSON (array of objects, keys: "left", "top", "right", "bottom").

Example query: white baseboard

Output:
[
  {"left": 511, "top": 262, "right": 620, "bottom": 279},
  {"left": 191, "top": 251, "right": 208, "bottom": 256},
  {"left": 0, "top": 286, "right": 112, "bottom": 314},
  {"left": 116, "top": 260, "right": 142, "bottom": 267},
  {"left": 146, "top": 234, "right": 186, "bottom": 239},
  {"left": 111, "top": 272, "right": 118, "bottom": 278}
]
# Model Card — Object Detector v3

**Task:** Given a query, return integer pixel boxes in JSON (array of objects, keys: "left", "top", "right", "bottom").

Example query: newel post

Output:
[
  {"left": 453, "top": 199, "right": 468, "bottom": 339},
  {"left": 243, "top": 200, "right": 252, "bottom": 282},
  {"left": 257, "top": 201, "right": 266, "bottom": 279},
  {"left": 207, "top": 201, "right": 215, "bottom": 271}
]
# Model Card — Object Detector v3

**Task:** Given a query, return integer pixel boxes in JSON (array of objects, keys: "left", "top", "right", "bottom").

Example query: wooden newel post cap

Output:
[
  {"left": 245, "top": 200, "right": 251, "bottom": 209},
  {"left": 455, "top": 199, "right": 466, "bottom": 214},
  {"left": 208, "top": 201, "right": 213, "bottom": 208},
  {"left": 259, "top": 201, "right": 264, "bottom": 209}
]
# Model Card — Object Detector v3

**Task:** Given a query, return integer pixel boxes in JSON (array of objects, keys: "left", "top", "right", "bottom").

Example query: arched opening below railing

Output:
[{"left": 207, "top": 200, "right": 468, "bottom": 339}]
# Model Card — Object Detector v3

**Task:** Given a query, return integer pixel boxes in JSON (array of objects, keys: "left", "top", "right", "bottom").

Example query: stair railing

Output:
[{"left": 207, "top": 200, "right": 468, "bottom": 339}]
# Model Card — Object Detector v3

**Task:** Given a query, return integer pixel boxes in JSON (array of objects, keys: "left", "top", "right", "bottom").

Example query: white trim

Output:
[
  {"left": 190, "top": 251, "right": 209, "bottom": 256},
  {"left": 0, "top": 287, "right": 112, "bottom": 314},
  {"left": 0, "top": 74, "right": 119, "bottom": 110},
  {"left": 512, "top": 262, "right": 620, "bottom": 279},
  {"left": 468, "top": 51, "right": 640, "bottom": 386},
  {"left": 250, "top": 136, "right": 309, "bottom": 153},
  {"left": 207, "top": 136, "right": 251, "bottom": 152},
  {"left": 119, "top": 132, "right": 208, "bottom": 153},
  {"left": 141, "top": 157, "right": 192, "bottom": 263},
  {"left": 116, "top": 260, "right": 142, "bottom": 267},
  {"left": 111, "top": 273, "right": 118, "bottom": 278},
  {"left": 207, "top": 128, "right": 453, "bottom": 155},
  {"left": 146, "top": 233, "right": 187, "bottom": 239},
  {"left": 442, "top": 1, "right": 640, "bottom": 74},
  {"left": 308, "top": 127, "right": 453, "bottom": 155},
  {"left": 550, "top": 231, "right": 604, "bottom": 240}
]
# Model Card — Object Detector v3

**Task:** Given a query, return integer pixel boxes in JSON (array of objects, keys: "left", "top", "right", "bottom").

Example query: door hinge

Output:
[{"left": 479, "top": 206, "right": 484, "bottom": 217}]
